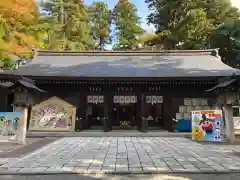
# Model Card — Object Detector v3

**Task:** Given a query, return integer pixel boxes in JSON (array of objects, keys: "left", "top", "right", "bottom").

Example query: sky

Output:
[
  {"left": 231, "top": 0, "right": 240, "bottom": 9},
  {"left": 84, "top": 0, "right": 155, "bottom": 33}
]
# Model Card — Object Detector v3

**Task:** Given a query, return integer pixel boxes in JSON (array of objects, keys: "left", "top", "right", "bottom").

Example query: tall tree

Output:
[
  {"left": 145, "top": 0, "right": 240, "bottom": 49},
  {"left": 113, "top": 0, "right": 144, "bottom": 50},
  {"left": 41, "top": 0, "right": 93, "bottom": 50},
  {"left": 89, "top": 1, "right": 112, "bottom": 50},
  {"left": 209, "top": 19, "right": 240, "bottom": 68}
]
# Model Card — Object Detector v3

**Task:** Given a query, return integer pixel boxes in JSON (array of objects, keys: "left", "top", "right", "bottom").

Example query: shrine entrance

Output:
[
  {"left": 144, "top": 95, "right": 164, "bottom": 130},
  {"left": 112, "top": 95, "right": 137, "bottom": 129},
  {"left": 86, "top": 95, "right": 105, "bottom": 129}
]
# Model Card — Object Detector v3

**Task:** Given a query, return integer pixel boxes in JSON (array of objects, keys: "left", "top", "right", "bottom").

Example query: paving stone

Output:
[
  {"left": 1, "top": 137, "right": 240, "bottom": 174},
  {"left": 7, "top": 168, "right": 21, "bottom": 172},
  {"left": 30, "top": 167, "right": 48, "bottom": 172}
]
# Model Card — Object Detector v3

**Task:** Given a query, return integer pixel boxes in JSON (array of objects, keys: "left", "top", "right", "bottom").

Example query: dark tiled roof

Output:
[
  {"left": 2, "top": 49, "right": 240, "bottom": 78},
  {"left": 0, "top": 80, "right": 46, "bottom": 92}
]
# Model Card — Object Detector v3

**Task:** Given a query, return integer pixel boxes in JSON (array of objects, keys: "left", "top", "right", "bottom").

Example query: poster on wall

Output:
[
  {"left": 0, "top": 112, "right": 20, "bottom": 136},
  {"left": 191, "top": 110, "right": 225, "bottom": 142}
]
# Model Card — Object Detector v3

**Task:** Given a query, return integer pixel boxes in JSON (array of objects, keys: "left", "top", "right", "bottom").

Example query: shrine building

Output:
[{"left": 0, "top": 49, "right": 239, "bottom": 132}]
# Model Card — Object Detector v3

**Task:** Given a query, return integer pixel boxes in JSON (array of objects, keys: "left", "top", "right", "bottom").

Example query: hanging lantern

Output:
[
  {"left": 125, "top": 96, "right": 130, "bottom": 104},
  {"left": 99, "top": 96, "right": 104, "bottom": 103},
  {"left": 93, "top": 96, "right": 98, "bottom": 104},
  {"left": 131, "top": 96, "right": 137, "bottom": 103},
  {"left": 146, "top": 96, "right": 151, "bottom": 103},
  {"left": 157, "top": 96, "right": 163, "bottom": 103},
  {"left": 152, "top": 96, "right": 157, "bottom": 104},
  {"left": 113, "top": 96, "right": 120, "bottom": 103},
  {"left": 87, "top": 96, "right": 93, "bottom": 103},
  {"left": 119, "top": 96, "right": 125, "bottom": 103}
]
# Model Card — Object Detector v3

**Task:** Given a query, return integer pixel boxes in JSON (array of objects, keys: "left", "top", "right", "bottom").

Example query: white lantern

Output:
[
  {"left": 87, "top": 96, "right": 93, "bottom": 103},
  {"left": 113, "top": 96, "right": 119, "bottom": 103},
  {"left": 146, "top": 96, "right": 151, "bottom": 103},
  {"left": 125, "top": 96, "right": 130, "bottom": 103},
  {"left": 98, "top": 96, "right": 104, "bottom": 103},
  {"left": 157, "top": 96, "right": 163, "bottom": 103},
  {"left": 120, "top": 96, "right": 125, "bottom": 103},
  {"left": 93, "top": 96, "right": 98, "bottom": 103},
  {"left": 152, "top": 96, "right": 157, "bottom": 104},
  {"left": 131, "top": 96, "right": 137, "bottom": 103}
]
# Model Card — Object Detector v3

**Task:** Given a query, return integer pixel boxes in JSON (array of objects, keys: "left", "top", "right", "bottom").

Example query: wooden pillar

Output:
[
  {"left": 136, "top": 93, "right": 142, "bottom": 130},
  {"left": 107, "top": 93, "right": 113, "bottom": 130},
  {"left": 78, "top": 92, "right": 87, "bottom": 130},
  {"left": 163, "top": 94, "right": 173, "bottom": 132},
  {"left": 139, "top": 93, "right": 145, "bottom": 130}
]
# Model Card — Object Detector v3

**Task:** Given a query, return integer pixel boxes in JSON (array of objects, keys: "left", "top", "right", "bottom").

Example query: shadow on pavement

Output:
[{"left": 0, "top": 138, "right": 58, "bottom": 158}]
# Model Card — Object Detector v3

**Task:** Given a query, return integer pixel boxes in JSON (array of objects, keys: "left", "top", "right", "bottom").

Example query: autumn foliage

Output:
[
  {"left": 0, "top": 0, "right": 37, "bottom": 24},
  {"left": 0, "top": 0, "right": 38, "bottom": 63}
]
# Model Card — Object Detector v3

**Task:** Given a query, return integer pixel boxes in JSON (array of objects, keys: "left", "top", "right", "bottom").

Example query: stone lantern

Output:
[
  {"left": 0, "top": 77, "right": 46, "bottom": 144},
  {"left": 216, "top": 91, "right": 238, "bottom": 105},
  {"left": 207, "top": 76, "right": 238, "bottom": 144}
]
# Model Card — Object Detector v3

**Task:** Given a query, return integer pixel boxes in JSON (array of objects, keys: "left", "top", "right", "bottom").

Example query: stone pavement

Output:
[
  {"left": 1, "top": 137, "right": 240, "bottom": 174},
  {"left": 1, "top": 174, "right": 240, "bottom": 180}
]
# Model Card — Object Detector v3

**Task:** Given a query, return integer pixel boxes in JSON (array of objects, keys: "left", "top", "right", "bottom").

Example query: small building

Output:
[{"left": 0, "top": 49, "right": 240, "bottom": 132}]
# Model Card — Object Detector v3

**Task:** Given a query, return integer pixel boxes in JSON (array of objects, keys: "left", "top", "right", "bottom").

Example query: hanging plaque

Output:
[
  {"left": 93, "top": 96, "right": 98, "bottom": 103},
  {"left": 120, "top": 96, "right": 125, "bottom": 103},
  {"left": 157, "top": 96, "right": 163, "bottom": 103},
  {"left": 113, "top": 96, "right": 119, "bottom": 103},
  {"left": 99, "top": 96, "right": 104, "bottom": 103},
  {"left": 87, "top": 96, "right": 93, "bottom": 103},
  {"left": 152, "top": 96, "right": 157, "bottom": 103},
  {"left": 146, "top": 96, "right": 151, "bottom": 103},
  {"left": 125, "top": 96, "right": 130, "bottom": 103},
  {"left": 131, "top": 96, "right": 137, "bottom": 103}
]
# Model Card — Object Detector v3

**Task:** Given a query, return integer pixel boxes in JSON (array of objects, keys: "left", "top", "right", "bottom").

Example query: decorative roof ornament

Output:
[{"left": 211, "top": 49, "right": 220, "bottom": 58}]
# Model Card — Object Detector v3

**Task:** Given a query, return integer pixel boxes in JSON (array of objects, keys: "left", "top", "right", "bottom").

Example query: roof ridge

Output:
[
  {"left": 35, "top": 49, "right": 219, "bottom": 57},
  {"left": 36, "top": 49, "right": 216, "bottom": 53}
]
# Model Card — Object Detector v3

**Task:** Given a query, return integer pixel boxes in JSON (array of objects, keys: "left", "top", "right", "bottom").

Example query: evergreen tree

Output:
[
  {"left": 145, "top": 0, "right": 240, "bottom": 49},
  {"left": 41, "top": 0, "right": 93, "bottom": 50},
  {"left": 209, "top": 19, "right": 240, "bottom": 68},
  {"left": 89, "top": 1, "right": 112, "bottom": 50},
  {"left": 113, "top": 0, "right": 143, "bottom": 50}
]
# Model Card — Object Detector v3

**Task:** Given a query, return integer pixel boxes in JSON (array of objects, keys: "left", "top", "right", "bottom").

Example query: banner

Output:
[
  {"left": 0, "top": 112, "right": 20, "bottom": 136},
  {"left": 191, "top": 110, "right": 225, "bottom": 142}
]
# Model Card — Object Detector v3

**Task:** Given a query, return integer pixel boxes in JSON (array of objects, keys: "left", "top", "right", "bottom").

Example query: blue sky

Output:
[{"left": 84, "top": 0, "right": 155, "bottom": 32}]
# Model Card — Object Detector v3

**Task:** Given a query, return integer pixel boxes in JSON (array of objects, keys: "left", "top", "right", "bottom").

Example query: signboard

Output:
[
  {"left": 29, "top": 97, "right": 76, "bottom": 131},
  {"left": 0, "top": 112, "right": 20, "bottom": 136},
  {"left": 191, "top": 110, "right": 225, "bottom": 142}
]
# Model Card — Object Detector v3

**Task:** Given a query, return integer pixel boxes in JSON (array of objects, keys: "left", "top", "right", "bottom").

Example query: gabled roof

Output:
[
  {"left": 0, "top": 77, "right": 46, "bottom": 92},
  {"left": 1, "top": 49, "right": 240, "bottom": 78}
]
